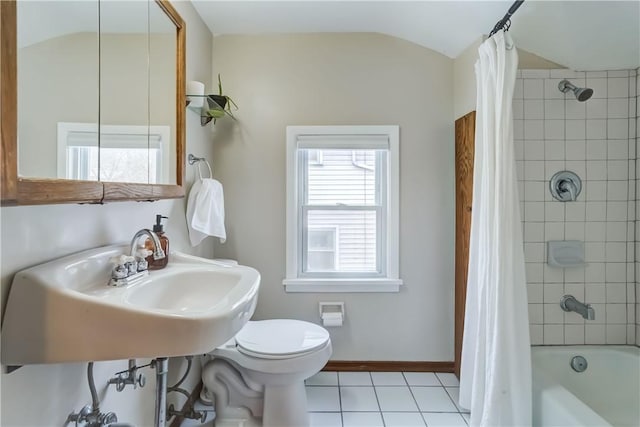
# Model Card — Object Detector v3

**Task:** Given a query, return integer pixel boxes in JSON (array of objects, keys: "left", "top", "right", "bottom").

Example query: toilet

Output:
[{"left": 201, "top": 318, "right": 332, "bottom": 427}]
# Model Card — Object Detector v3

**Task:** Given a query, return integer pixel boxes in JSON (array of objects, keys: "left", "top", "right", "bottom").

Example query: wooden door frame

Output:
[{"left": 454, "top": 111, "right": 476, "bottom": 378}]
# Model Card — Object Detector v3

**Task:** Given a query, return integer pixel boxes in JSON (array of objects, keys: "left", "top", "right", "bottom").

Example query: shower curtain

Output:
[{"left": 459, "top": 30, "right": 532, "bottom": 427}]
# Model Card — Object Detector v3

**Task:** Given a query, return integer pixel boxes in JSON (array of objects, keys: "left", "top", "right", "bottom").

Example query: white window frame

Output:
[
  {"left": 56, "top": 122, "right": 171, "bottom": 183},
  {"left": 284, "top": 125, "right": 402, "bottom": 293},
  {"left": 308, "top": 149, "right": 324, "bottom": 165},
  {"left": 351, "top": 150, "right": 375, "bottom": 171}
]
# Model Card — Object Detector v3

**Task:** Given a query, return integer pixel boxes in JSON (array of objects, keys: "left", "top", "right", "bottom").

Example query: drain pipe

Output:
[
  {"left": 88, "top": 362, "right": 100, "bottom": 413},
  {"left": 154, "top": 358, "right": 169, "bottom": 427},
  {"left": 66, "top": 362, "right": 119, "bottom": 426},
  {"left": 166, "top": 356, "right": 207, "bottom": 423}
]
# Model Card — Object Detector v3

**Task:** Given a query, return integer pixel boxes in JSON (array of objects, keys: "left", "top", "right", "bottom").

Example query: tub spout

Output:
[{"left": 560, "top": 295, "right": 595, "bottom": 320}]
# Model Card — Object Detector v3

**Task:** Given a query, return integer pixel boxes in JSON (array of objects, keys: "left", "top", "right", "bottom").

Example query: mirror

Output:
[
  {"left": 98, "top": 0, "right": 177, "bottom": 185},
  {"left": 17, "top": 0, "right": 100, "bottom": 180},
  {"left": 98, "top": 0, "right": 151, "bottom": 184},
  {"left": 1, "top": 0, "right": 184, "bottom": 205}
]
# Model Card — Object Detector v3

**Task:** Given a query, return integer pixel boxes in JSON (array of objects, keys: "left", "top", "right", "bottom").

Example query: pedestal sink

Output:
[{"left": 1, "top": 245, "right": 260, "bottom": 365}]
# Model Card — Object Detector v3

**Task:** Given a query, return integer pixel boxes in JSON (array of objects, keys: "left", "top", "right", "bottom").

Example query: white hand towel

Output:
[{"left": 186, "top": 178, "right": 226, "bottom": 246}]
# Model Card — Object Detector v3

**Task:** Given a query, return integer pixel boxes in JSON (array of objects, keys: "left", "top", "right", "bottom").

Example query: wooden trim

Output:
[
  {"left": 176, "top": 6, "right": 186, "bottom": 188},
  {"left": 1, "top": 0, "right": 186, "bottom": 206},
  {"left": 155, "top": 0, "right": 186, "bottom": 188},
  {"left": 156, "top": 0, "right": 185, "bottom": 29},
  {"left": 454, "top": 111, "right": 476, "bottom": 378},
  {"left": 323, "top": 361, "right": 455, "bottom": 373},
  {"left": 0, "top": 0, "right": 18, "bottom": 205},
  {"left": 103, "top": 182, "right": 184, "bottom": 202},
  {"left": 18, "top": 179, "right": 103, "bottom": 205}
]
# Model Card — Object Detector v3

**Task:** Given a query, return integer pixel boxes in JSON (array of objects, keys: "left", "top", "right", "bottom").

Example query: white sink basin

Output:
[
  {"left": 125, "top": 270, "right": 239, "bottom": 312},
  {"left": 1, "top": 245, "right": 260, "bottom": 365}
]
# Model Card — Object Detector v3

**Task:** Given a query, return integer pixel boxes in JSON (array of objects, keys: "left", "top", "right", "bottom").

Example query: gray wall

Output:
[
  {"left": 0, "top": 2, "right": 214, "bottom": 425},
  {"left": 211, "top": 33, "right": 456, "bottom": 361}
]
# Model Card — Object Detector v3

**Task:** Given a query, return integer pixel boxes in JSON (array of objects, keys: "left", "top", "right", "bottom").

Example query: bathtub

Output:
[{"left": 532, "top": 346, "right": 639, "bottom": 427}]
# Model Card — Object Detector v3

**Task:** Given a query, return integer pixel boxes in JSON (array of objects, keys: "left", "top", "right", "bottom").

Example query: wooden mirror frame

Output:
[{"left": 0, "top": 0, "right": 185, "bottom": 206}]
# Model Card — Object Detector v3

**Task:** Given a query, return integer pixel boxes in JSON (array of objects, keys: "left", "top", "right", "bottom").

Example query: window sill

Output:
[{"left": 283, "top": 278, "right": 403, "bottom": 293}]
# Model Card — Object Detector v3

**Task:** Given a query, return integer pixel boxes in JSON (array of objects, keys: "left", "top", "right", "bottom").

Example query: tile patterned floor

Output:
[
  {"left": 182, "top": 371, "right": 470, "bottom": 427},
  {"left": 306, "top": 371, "right": 470, "bottom": 427}
]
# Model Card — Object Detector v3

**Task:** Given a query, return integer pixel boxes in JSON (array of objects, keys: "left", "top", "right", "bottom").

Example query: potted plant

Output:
[{"left": 206, "top": 74, "right": 238, "bottom": 123}]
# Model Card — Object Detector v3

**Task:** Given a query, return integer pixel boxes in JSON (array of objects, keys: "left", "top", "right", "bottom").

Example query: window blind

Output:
[{"left": 297, "top": 135, "right": 389, "bottom": 150}]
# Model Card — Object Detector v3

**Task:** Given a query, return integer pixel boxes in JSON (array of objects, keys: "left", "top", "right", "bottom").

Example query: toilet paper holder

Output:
[{"left": 319, "top": 302, "right": 345, "bottom": 327}]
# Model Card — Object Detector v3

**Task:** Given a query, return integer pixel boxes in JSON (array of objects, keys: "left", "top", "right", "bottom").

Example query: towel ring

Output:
[
  {"left": 197, "top": 161, "right": 213, "bottom": 180},
  {"left": 188, "top": 154, "right": 213, "bottom": 180}
]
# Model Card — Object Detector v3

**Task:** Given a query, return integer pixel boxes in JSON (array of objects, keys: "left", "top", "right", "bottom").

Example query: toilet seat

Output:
[{"left": 235, "top": 319, "right": 330, "bottom": 360}]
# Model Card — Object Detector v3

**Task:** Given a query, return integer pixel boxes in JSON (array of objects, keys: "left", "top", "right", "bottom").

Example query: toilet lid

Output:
[{"left": 235, "top": 319, "right": 330, "bottom": 358}]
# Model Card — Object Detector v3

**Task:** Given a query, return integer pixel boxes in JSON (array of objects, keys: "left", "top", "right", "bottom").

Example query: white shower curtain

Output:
[{"left": 459, "top": 30, "right": 532, "bottom": 427}]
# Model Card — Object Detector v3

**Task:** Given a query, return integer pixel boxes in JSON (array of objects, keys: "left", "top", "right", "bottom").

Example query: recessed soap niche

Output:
[{"left": 547, "top": 240, "right": 585, "bottom": 268}]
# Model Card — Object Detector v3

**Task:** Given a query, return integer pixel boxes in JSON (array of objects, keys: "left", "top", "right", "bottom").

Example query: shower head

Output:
[{"left": 558, "top": 79, "right": 593, "bottom": 102}]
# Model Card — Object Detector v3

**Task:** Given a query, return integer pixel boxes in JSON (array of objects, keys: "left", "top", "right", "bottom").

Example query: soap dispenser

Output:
[{"left": 145, "top": 215, "right": 169, "bottom": 270}]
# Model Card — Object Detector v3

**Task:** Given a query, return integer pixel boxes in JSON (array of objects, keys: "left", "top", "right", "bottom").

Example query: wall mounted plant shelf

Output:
[{"left": 185, "top": 95, "right": 229, "bottom": 126}]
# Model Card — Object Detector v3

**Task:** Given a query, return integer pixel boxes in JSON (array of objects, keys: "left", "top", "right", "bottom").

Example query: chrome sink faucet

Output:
[
  {"left": 108, "top": 229, "right": 166, "bottom": 287},
  {"left": 130, "top": 229, "right": 165, "bottom": 260},
  {"left": 560, "top": 295, "right": 595, "bottom": 320}
]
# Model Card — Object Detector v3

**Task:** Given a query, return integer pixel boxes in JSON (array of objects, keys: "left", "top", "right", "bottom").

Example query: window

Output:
[
  {"left": 307, "top": 227, "right": 338, "bottom": 271},
  {"left": 57, "top": 122, "right": 170, "bottom": 183},
  {"left": 284, "top": 125, "right": 402, "bottom": 292},
  {"left": 308, "top": 149, "right": 324, "bottom": 165}
]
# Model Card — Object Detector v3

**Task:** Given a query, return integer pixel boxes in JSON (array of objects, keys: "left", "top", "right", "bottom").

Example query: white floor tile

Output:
[
  {"left": 307, "top": 386, "right": 341, "bottom": 412},
  {"left": 411, "top": 387, "right": 458, "bottom": 412},
  {"left": 339, "top": 371, "right": 373, "bottom": 386},
  {"left": 342, "top": 412, "right": 384, "bottom": 427},
  {"left": 403, "top": 372, "right": 441, "bottom": 386},
  {"left": 445, "top": 387, "right": 468, "bottom": 413},
  {"left": 307, "top": 371, "right": 339, "bottom": 386},
  {"left": 435, "top": 373, "right": 460, "bottom": 386},
  {"left": 375, "top": 386, "right": 419, "bottom": 411},
  {"left": 340, "top": 386, "right": 380, "bottom": 411},
  {"left": 422, "top": 412, "right": 467, "bottom": 427},
  {"left": 383, "top": 412, "right": 427, "bottom": 427},
  {"left": 371, "top": 371, "right": 407, "bottom": 386},
  {"left": 310, "top": 412, "right": 343, "bottom": 427},
  {"left": 461, "top": 413, "right": 470, "bottom": 424}
]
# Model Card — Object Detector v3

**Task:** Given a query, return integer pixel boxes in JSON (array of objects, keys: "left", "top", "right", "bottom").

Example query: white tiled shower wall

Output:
[
  {"left": 514, "top": 69, "right": 637, "bottom": 345},
  {"left": 635, "top": 68, "right": 640, "bottom": 345}
]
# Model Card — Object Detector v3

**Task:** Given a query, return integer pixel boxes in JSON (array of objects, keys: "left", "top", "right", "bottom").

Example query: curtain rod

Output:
[{"left": 489, "top": 0, "right": 525, "bottom": 37}]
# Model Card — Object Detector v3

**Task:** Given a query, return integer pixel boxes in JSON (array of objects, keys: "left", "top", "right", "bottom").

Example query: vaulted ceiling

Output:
[{"left": 193, "top": 0, "right": 640, "bottom": 71}]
